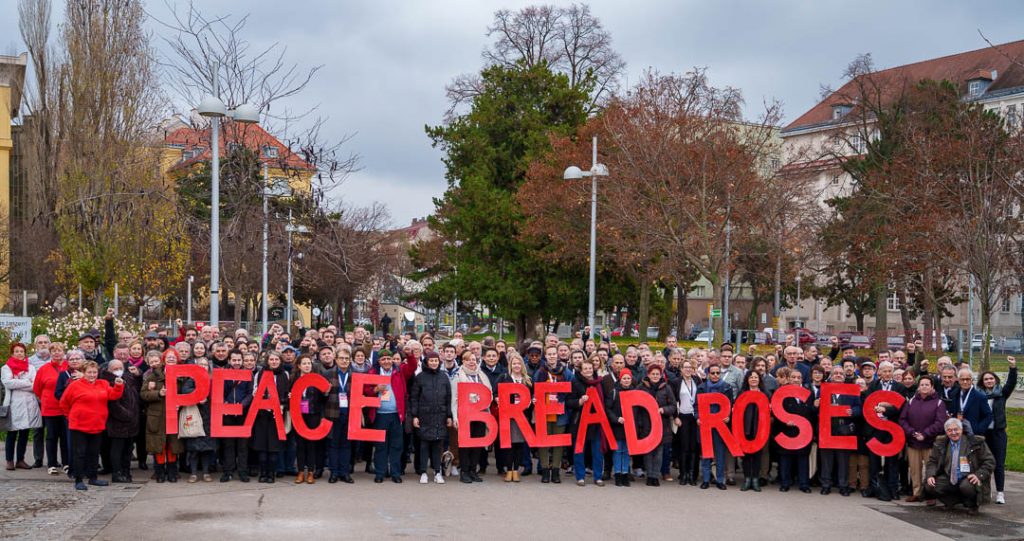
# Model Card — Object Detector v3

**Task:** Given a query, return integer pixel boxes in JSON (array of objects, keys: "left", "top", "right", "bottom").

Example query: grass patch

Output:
[{"left": 1008, "top": 408, "right": 1024, "bottom": 473}]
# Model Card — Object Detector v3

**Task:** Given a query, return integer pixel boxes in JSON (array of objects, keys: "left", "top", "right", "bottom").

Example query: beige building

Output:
[{"left": 781, "top": 40, "right": 1024, "bottom": 342}]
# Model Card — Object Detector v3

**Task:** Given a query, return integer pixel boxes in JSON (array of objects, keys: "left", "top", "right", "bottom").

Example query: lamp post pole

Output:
[
  {"left": 209, "top": 62, "right": 222, "bottom": 329},
  {"left": 587, "top": 137, "right": 598, "bottom": 333},
  {"left": 187, "top": 275, "right": 193, "bottom": 324},
  {"left": 262, "top": 164, "right": 269, "bottom": 339}
]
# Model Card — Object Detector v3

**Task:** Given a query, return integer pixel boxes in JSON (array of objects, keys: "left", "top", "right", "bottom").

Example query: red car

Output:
[{"left": 787, "top": 328, "right": 817, "bottom": 346}]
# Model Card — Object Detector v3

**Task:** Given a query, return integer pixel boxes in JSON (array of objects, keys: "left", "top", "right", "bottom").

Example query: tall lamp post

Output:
[
  {"left": 563, "top": 136, "right": 610, "bottom": 334},
  {"left": 197, "top": 61, "right": 261, "bottom": 329},
  {"left": 285, "top": 209, "right": 309, "bottom": 330}
]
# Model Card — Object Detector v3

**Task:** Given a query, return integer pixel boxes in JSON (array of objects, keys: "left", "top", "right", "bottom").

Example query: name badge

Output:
[
  {"left": 382, "top": 389, "right": 392, "bottom": 401},
  {"left": 959, "top": 456, "right": 971, "bottom": 473},
  {"left": 338, "top": 392, "right": 348, "bottom": 408},
  {"left": 469, "top": 393, "right": 480, "bottom": 404},
  {"left": 300, "top": 399, "right": 310, "bottom": 414}
]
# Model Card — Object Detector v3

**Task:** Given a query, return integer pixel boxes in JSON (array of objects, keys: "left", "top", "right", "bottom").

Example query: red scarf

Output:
[{"left": 6, "top": 356, "right": 29, "bottom": 377}]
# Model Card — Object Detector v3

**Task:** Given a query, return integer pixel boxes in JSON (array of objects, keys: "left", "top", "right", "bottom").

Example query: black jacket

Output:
[
  {"left": 410, "top": 366, "right": 452, "bottom": 441},
  {"left": 773, "top": 393, "right": 815, "bottom": 454},
  {"left": 639, "top": 377, "right": 677, "bottom": 445},
  {"left": 979, "top": 367, "right": 1017, "bottom": 431}
]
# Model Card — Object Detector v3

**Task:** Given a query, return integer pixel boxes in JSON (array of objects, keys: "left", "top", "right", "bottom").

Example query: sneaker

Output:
[
  {"left": 203, "top": 474, "right": 213, "bottom": 482},
  {"left": 435, "top": 472, "right": 445, "bottom": 484},
  {"left": 188, "top": 475, "right": 198, "bottom": 483},
  {"left": 577, "top": 479, "right": 585, "bottom": 487},
  {"left": 420, "top": 473, "right": 429, "bottom": 484},
  {"left": 75, "top": 481, "right": 88, "bottom": 491},
  {"left": 451, "top": 466, "right": 460, "bottom": 476},
  {"left": 62, "top": 465, "right": 70, "bottom": 473},
  {"left": 996, "top": 492, "right": 1006, "bottom": 504},
  {"left": 88, "top": 479, "right": 109, "bottom": 487},
  {"left": 48, "top": 467, "right": 60, "bottom": 475}
]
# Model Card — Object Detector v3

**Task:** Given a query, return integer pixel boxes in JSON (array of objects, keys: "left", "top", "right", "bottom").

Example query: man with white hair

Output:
[
  {"left": 924, "top": 417, "right": 995, "bottom": 513},
  {"left": 952, "top": 368, "right": 992, "bottom": 438},
  {"left": 863, "top": 361, "right": 907, "bottom": 500}
]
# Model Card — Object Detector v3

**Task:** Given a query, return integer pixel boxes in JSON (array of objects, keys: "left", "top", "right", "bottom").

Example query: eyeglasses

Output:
[
  {"left": 709, "top": 371, "right": 721, "bottom": 375},
  {"left": 959, "top": 377, "right": 973, "bottom": 382}
]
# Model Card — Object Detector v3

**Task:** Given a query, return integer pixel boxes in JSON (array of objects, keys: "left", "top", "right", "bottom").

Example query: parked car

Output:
[
  {"left": 847, "top": 335, "right": 872, "bottom": 349},
  {"left": 837, "top": 331, "right": 856, "bottom": 345},
  {"left": 696, "top": 329, "right": 715, "bottom": 343},
  {"left": 816, "top": 334, "right": 835, "bottom": 348},
  {"left": 886, "top": 336, "right": 906, "bottom": 351},
  {"left": 786, "top": 328, "right": 817, "bottom": 346},
  {"left": 971, "top": 334, "right": 996, "bottom": 351}
]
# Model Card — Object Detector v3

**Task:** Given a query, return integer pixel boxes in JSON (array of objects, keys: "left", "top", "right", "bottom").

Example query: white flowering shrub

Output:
[{"left": 40, "top": 308, "right": 142, "bottom": 346}]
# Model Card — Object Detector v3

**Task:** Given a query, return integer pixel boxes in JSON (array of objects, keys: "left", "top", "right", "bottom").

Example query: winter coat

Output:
[
  {"left": 321, "top": 367, "right": 353, "bottom": 421},
  {"left": 741, "top": 389, "right": 769, "bottom": 442},
  {"left": 978, "top": 366, "right": 1017, "bottom": 431},
  {"left": 59, "top": 377, "right": 124, "bottom": 434},
  {"left": 2, "top": 364, "right": 41, "bottom": 430},
  {"left": 925, "top": 435, "right": 995, "bottom": 483},
  {"left": 950, "top": 387, "right": 993, "bottom": 437},
  {"left": 495, "top": 373, "right": 532, "bottom": 444},
  {"left": 32, "top": 361, "right": 67, "bottom": 417},
  {"left": 639, "top": 377, "right": 677, "bottom": 445},
  {"left": 897, "top": 390, "right": 947, "bottom": 450},
  {"left": 100, "top": 370, "right": 141, "bottom": 438},
  {"left": 410, "top": 366, "right": 452, "bottom": 441},
  {"left": 773, "top": 393, "right": 815, "bottom": 454},
  {"left": 533, "top": 362, "right": 574, "bottom": 427},
  {"left": 604, "top": 382, "right": 636, "bottom": 443},
  {"left": 363, "top": 356, "right": 418, "bottom": 424},
  {"left": 140, "top": 367, "right": 183, "bottom": 455},
  {"left": 450, "top": 368, "right": 492, "bottom": 427},
  {"left": 250, "top": 366, "right": 290, "bottom": 453},
  {"left": 222, "top": 375, "right": 253, "bottom": 427},
  {"left": 567, "top": 375, "right": 605, "bottom": 442}
]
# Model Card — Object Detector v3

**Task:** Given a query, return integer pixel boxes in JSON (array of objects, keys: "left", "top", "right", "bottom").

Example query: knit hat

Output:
[{"left": 619, "top": 369, "right": 633, "bottom": 379}]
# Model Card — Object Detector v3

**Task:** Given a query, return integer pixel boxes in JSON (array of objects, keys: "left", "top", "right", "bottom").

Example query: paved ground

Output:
[{"left": 4, "top": 443, "right": 1023, "bottom": 540}]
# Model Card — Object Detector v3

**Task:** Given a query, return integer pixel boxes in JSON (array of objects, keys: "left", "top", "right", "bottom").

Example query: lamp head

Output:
[
  {"left": 197, "top": 95, "right": 226, "bottom": 117},
  {"left": 563, "top": 166, "right": 584, "bottom": 180}
]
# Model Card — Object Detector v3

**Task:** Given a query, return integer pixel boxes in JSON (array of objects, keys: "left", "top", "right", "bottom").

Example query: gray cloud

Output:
[{"left": 3, "top": 0, "right": 1022, "bottom": 226}]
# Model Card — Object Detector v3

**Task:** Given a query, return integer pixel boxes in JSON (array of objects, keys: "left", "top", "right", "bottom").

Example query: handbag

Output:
[
  {"left": 178, "top": 404, "right": 206, "bottom": 438},
  {"left": 0, "top": 384, "right": 11, "bottom": 433}
]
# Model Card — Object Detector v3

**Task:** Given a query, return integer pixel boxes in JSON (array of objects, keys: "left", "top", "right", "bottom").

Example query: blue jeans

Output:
[
  {"left": 701, "top": 432, "right": 728, "bottom": 483},
  {"left": 612, "top": 439, "right": 630, "bottom": 473},
  {"left": 574, "top": 437, "right": 604, "bottom": 481},
  {"left": 373, "top": 413, "right": 403, "bottom": 478},
  {"left": 328, "top": 411, "right": 352, "bottom": 476}
]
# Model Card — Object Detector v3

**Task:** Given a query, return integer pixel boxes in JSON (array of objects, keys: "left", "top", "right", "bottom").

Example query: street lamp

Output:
[
  {"left": 197, "top": 60, "right": 261, "bottom": 329},
  {"left": 563, "top": 136, "right": 610, "bottom": 335},
  {"left": 186, "top": 275, "right": 194, "bottom": 324},
  {"left": 795, "top": 274, "right": 802, "bottom": 329},
  {"left": 285, "top": 209, "right": 310, "bottom": 330}
]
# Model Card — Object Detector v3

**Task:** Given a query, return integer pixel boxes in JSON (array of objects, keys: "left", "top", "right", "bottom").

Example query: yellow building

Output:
[{"left": 0, "top": 53, "right": 28, "bottom": 307}]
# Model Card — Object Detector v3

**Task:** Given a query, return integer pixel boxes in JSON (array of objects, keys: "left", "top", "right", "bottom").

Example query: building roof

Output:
[
  {"left": 784, "top": 39, "right": 1024, "bottom": 134},
  {"left": 163, "top": 121, "right": 315, "bottom": 173}
]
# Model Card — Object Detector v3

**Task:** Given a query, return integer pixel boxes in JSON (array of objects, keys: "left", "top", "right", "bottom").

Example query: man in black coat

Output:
[{"left": 863, "top": 361, "right": 906, "bottom": 500}]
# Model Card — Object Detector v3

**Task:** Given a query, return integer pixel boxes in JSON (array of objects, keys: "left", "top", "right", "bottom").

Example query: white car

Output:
[
  {"left": 971, "top": 334, "right": 996, "bottom": 351},
  {"left": 696, "top": 330, "right": 714, "bottom": 342}
]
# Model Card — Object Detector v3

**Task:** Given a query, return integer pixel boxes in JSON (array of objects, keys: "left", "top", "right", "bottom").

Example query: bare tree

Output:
[{"left": 447, "top": 3, "right": 624, "bottom": 115}]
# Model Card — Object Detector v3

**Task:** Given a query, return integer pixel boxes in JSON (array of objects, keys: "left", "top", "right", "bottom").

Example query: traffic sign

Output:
[{"left": 710, "top": 309, "right": 722, "bottom": 318}]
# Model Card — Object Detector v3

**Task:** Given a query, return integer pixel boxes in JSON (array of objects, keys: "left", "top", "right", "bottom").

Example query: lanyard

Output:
[
  {"left": 338, "top": 370, "right": 349, "bottom": 391},
  {"left": 684, "top": 379, "right": 695, "bottom": 406},
  {"left": 959, "top": 389, "right": 970, "bottom": 412}
]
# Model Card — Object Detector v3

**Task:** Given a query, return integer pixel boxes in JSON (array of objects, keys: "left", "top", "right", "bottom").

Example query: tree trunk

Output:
[
  {"left": 658, "top": 285, "right": 672, "bottom": 341},
  {"left": 93, "top": 287, "right": 104, "bottom": 315},
  {"left": 922, "top": 270, "right": 936, "bottom": 353},
  {"left": 638, "top": 279, "right": 651, "bottom": 342},
  {"left": 773, "top": 251, "right": 782, "bottom": 319},
  {"left": 622, "top": 308, "right": 634, "bottom": 339},
  {"left": 855, "top": 311, "right": 865, "bottom": 333},
  {"left": 980, "top": 283, "right": 992, "bottom": 372},
  {"left": 873, "top": 284, "right": 888, "bottom": 355},
  {"left": 675, "top": 280, "right": 688, "bottom": 339},
  {"left": 897, "top": 287, "right": 912, "bottom": 345}
]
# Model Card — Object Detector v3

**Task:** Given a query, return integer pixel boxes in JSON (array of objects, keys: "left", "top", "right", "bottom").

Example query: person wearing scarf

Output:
[
  {"left": 674, "top": 359, "right": 701, "bottom": 485},
  {"left": 568, "top": 359, "right": 606, "bottom": 486},
  {"left": 639, "top": 365, "right": 677, "bottom": 487},
  {"left": 250, "top": 352, "right": 291, "bottom": 483},
  {"left": 33, "top": 343, "right": 70, "bottom": 474},
  {"left": 496, "top": 355, "right": 533, "bottom": 482},
  {"left": 450, "top": 351, "right": 492, "bottom": 483},
  {"left": 3, "top": 343, "right": 41, "bottom": 470},
  {"left": 533, "top": 346, "right": 574, "bottom": 484}
]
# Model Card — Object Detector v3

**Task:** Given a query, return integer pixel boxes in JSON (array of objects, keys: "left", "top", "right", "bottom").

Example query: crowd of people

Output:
[{"left": 2, "top": 312, "right": 1017, "bottom": 515}]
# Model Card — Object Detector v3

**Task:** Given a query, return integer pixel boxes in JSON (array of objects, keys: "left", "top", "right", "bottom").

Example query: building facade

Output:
[{"left": 0, "top": 53, "right": 27, "bottom": 308}]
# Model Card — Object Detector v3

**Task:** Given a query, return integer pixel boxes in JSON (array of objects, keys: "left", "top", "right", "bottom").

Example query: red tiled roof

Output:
[
  {"left": 163, "top": 122, "right": 315, "bottom": 172},
  {"left": 785, "top": 39, "right": 1024, "bottom": 133}
]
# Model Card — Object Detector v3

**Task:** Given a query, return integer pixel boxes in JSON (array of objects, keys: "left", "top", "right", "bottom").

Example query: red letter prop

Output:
[
  {"left": 533, "top": 381, "right": 572, "bottom": 448},
  {"left": 620, "top": 390, "right": 662, "bottom": 456},
  {"left": 574, "top": 387, "right": 617, "bottom": 453},
  {"left": 697, "top": 393, "right": 743, "bottom": 458},
  {"left": 818, "top": 383, "right": 860, "bottom": 450},
  {"left": 348, "top": 373, "right": 388, "bottom": 443},
  {"left": 497, "top": 383, "right": 537, "bottom": 448},
  {"left": 771, "top": 384, "right": 813, "bottom": 451},
  {"left": 290, "top": 373, "right": 333, "bottom": 441},
  {"left": 164, "top": 364, "right": 210, "bottom": 435},
  {"left": 243, "top": 371, "right": 287, "bottom": 441},
  {"left": 863, "top": 390, "right": 906, "bottom": 457},
  {"left": 211, "top": 369, "right": 252, "bottom": 438},
  {"left": 457, "top": 382, "right": 497, "bottom": 448},
  {"left": 732, "top": 391, "right": 771, "bottom": 455}
]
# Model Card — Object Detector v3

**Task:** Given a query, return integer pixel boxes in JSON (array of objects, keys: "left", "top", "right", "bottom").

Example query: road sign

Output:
[{"left": 710, "top": 309, "right": 722, "bottom": 318}]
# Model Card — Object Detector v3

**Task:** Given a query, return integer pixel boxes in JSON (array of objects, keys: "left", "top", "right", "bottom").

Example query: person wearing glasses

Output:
[
  {"left": 696, "top": 365, "right": 733, "bottom": 490},
  {"left": 952, "top": 368, "right": 992, "bottom": 439}
]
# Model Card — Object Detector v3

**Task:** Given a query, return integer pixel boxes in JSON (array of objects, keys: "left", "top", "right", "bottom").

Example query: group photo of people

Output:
[{"left": 3, "top": 311, "right": 1016, "bottom": 516}]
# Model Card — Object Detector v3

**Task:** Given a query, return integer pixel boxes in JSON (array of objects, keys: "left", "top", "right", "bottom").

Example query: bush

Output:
[{"left": 39, "top": 308, "right": 141, "bottom": 347}]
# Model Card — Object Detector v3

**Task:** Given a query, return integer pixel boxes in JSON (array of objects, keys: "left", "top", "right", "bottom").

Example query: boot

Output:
[
  {"left": 647, "top": 477, "right": 657, "bottom": 487},
  {"left": 622, "top": 473, "right": 631, "bottom": 487},
  {"left": 295, "top": 471, "right": 307, "bottom": 484},
  {"left": 752, "top": 478, "right": 762, "bottom": 492},
  {"left": 552, "top": 469, "right": 561, "bottom": 484},
  {"left": 741, "top": 478, "right": 752, "bottom": 492},
  {"left": 167, "top": 466, "right": 178, "bottom": 483},
  {"left": 155, "top": 463, "right": 166, "bottom": 483},
  {"left": 512, "top": 470, "right": 521, "bottom": 482},
  {"left": 541, "top": 468, "right": 551, "bottom": 484},
  {"left": 306, "top": 471, "right": 315, "bottom": 484},
  {"left": 614, "top": 473, "right": 622, "bottom": 487},
  {"left": 504, "top": 471, "right": 514, "bottom": 482}
]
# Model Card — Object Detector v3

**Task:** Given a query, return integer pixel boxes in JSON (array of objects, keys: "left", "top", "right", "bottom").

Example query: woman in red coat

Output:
[
  {"left": 32, "top": 342, "right": 68, "bottom": 474},
  {"left": 59, "top": 360, "right": 124, "bottom": 490}
]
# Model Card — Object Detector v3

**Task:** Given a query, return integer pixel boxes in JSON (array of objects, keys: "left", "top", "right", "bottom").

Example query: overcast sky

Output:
[{"left": 4, "top": 1, "right": 1024, "bottom": 227}]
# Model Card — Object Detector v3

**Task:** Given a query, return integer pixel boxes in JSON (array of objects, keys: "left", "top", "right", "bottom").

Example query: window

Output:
[
  {"left": 769, "top": 157, "right": 780, "bottom": 171},
  {"left": 262, "top": 145, "right": 279, "bottom": 159},
  {"left": 693, "top": 285, "right": 707, "bottom": 297},
  {"left": 831, "top": 174, "right": 841, "bottom": 185},
  {"left": 832, "top": 104, "right": 851, "bottom": 120},
  {"left": 850, "top": 134, "right": 867, "bottom": 154},
  {"left": 227, "top": 142, "right": 241, "bottom": 154},
  {"left": 968, "top": 79, "right": 987, "bottom": 97},
  {"left": 886, "top": 292, "right": 900, "bottom": 311},
  {"left": 1002, "top": 296, "right": 1012, "bottom": 313},
  {"left": 1007, "top": 105, "right": 1019, "bottom": 130},
  {"left": 181, "top": 149, "right": 195, "bottom": 161}
]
